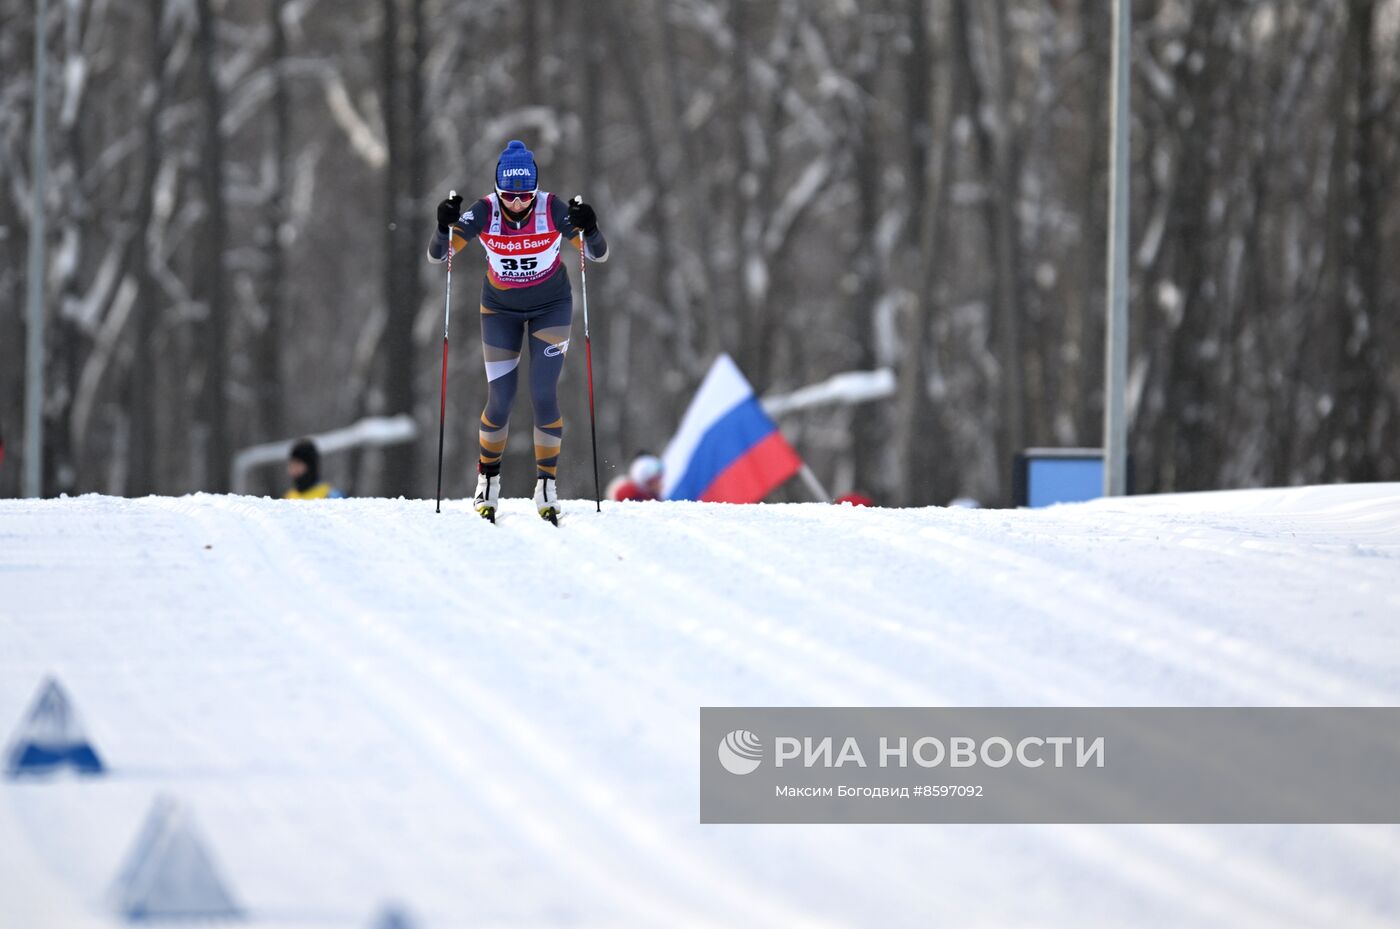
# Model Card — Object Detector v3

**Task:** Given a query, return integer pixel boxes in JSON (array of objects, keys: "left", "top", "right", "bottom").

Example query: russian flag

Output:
[{"left": 662, "top": 354, "right": 804, "bottom": 502}]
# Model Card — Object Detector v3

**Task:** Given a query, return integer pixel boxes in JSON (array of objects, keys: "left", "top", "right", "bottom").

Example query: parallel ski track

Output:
[
  {"left": 4, "top": 489, "right": 1399, "bottom": 928},
  {"left": 195, "top": 494, "right": 1400, "bottom": 929},
  {"left": 183, "top": 496, "right": 841, "bottom": 929}
]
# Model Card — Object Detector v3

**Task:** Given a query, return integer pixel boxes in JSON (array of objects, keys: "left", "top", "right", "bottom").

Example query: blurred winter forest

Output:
[{"left": 2, "top": 0, "right": 1397, "bottom": 506}]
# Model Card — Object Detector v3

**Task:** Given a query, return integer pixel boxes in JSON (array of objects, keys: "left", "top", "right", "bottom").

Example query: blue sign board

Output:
[{"left": 1013, "top": 449, "right": 1129, "bottom": 508}]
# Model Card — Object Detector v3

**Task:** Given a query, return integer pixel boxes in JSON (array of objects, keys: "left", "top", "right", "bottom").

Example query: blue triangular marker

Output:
[
  {"left": 111, "top": 795, "right": 243, "bottom": 922},
  {"left": 369, "top": 903, "right": 420, "bottom": 929},
  {"left": 5, "top": 677, "right": 105, "bottom": 776}
]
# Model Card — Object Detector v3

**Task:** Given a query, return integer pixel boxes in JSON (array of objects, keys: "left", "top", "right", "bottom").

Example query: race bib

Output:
[{"left": 477, "top": 192, "right": 563, "bottom": 288}]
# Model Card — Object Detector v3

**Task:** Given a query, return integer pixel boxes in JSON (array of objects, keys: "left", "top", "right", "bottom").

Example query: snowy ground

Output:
[{"left": 2, "top": 484, "right": 1399, "bottom": 928}]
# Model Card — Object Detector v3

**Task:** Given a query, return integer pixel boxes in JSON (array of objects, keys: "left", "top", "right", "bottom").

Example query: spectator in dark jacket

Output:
[{"left": 283, "top": 439, "right": 344, "bottom": 500}]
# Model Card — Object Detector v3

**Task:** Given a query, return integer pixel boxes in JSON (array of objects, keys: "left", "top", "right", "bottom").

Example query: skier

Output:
[
  {"left": 428, "top": 140, "right": 608, "bottom": 523},
  {"left": 283, "top": 439, "right": 344, "bottom": 500}
]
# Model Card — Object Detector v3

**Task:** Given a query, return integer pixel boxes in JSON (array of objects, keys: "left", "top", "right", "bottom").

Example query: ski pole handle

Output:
[
  {"left": 446, "top": 189, "right": 456, "bottom": 260},
  {"left": 572, "top": 195, "right": 589, "bottom": 338}
]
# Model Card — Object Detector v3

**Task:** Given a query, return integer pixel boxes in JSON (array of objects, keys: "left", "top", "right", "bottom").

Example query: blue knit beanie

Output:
[{"left": 495, "top": 140, "right": 538, "bottom": 192}]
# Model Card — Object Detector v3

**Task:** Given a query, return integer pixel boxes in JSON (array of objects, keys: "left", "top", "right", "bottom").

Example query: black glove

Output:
[
  {"left": 436, "top": 194, "right": 463, "bottom": 233},
  {"left": 568, "top": 198, "right": 597, "bottom": 235}
]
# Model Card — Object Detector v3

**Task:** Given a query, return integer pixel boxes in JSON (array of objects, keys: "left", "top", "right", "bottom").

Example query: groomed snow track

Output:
[{"left": 2, "top": 485, "right": 1399, "bottom": 927}]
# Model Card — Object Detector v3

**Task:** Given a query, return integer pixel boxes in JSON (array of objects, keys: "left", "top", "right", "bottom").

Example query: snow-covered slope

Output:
[{"left": 2, "top": 485, "right": 1399, "bottom": 928}]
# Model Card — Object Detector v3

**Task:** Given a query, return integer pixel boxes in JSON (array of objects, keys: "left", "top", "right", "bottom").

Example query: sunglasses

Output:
[{"left": 496, "top": 188, "right": 537, "bottom": 206}]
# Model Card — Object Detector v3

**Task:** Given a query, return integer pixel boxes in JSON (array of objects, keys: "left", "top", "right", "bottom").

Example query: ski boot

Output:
[
  {"left": 534, "top": 476, "right": 560, "bottom": 526},
  {"left": 474, "top": 470, "right": 500, "bottom": 523}
]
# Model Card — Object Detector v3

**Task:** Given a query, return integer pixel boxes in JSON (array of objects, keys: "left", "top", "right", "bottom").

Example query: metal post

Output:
[
  {"left": 23, "top": 0, "right": 49, "bottom": 498},
  {"left": 1103, "top": 0, "right": 1131, "bottom": 497}
]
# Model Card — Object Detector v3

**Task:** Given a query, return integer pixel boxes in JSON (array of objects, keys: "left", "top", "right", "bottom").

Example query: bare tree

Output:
[
  {"left": 5, "top": 0, "right": 1398, "bottom": 501},
  {"left": 194, "top": 0, "right": 232, "bottom": 492}
]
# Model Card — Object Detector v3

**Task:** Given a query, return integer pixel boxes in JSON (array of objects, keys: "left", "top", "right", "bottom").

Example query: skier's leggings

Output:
[{"left": 478, "top": 297, "right": 572, "bottom": 479}]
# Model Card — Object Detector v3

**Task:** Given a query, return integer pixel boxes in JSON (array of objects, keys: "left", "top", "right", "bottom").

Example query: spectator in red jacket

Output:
[{"left": 608, "top": 452, "right": 664, "bottom": 502}]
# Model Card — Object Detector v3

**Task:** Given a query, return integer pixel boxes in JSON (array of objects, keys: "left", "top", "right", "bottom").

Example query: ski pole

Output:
[
  {"left": 434, "top": 189, "right": 456, "bottom": 514},
  {"left": 573, "top": 195, "right": 602, "bottom": 513}
]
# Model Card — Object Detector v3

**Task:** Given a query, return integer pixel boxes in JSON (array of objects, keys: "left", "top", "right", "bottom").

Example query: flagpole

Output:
[{"left": 798, "top": 463, "right": 830, "bottom": 502}]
